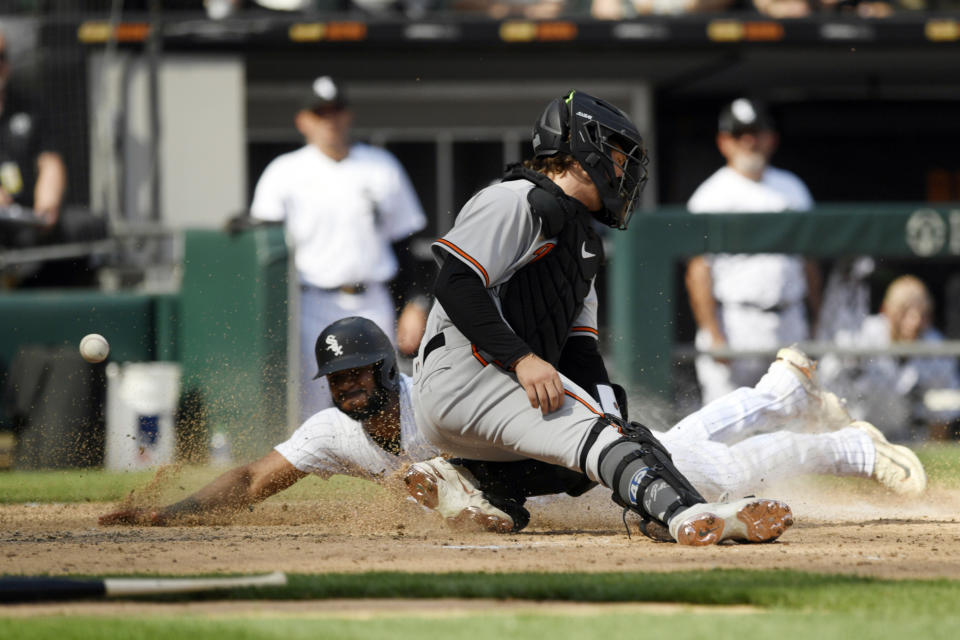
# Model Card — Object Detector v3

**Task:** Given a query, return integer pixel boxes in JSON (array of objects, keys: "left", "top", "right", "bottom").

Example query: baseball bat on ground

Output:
[{"left": 0, "top": 571, "right": 287, "bottom": 603}]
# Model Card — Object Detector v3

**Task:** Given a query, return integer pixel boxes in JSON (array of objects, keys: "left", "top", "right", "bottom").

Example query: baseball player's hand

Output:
[
  {"left": 98, "top": 507, "right": 167, "bottom": 526},
  {"left": 515, "top": 353, "right": 565, "bottom": 414},
  {"left": 708, "top": 332, "right": 731, "bottom": 365}
]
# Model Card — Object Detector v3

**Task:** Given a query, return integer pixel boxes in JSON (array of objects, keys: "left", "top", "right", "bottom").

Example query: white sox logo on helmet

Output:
[{"left": 325, "top": 335, "right": 344, "bottom": 356}]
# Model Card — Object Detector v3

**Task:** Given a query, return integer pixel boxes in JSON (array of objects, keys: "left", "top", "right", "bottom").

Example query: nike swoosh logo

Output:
[{"left": 581, "top": 242, "right": 596, "bottom": 259}]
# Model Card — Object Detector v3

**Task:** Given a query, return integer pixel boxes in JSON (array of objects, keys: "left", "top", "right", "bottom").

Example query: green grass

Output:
[
  {"left": 3, "top": 611, "right": 959, "bottom": 640},
  {"left": 916, "top": 441, "right": 960, "bottom": 488},
  {"left": 5, "top": 570, "right": 960, "bottom": 638},
  {"left": 0, "top": 467, "right": 159, "bottom": 503},
  {"left": 4, "top": 570, "right": 958, "bottom": 612}
]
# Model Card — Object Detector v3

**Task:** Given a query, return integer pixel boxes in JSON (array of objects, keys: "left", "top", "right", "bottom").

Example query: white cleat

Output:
[
  {"left": 668, "top": 497, "right": 794, "bottom": 546},
  {"left": 773, "top": 345, "right": 852, "bottom": 431},
  {"left": 852, "top": 421, "right": 927, "bottom": 496},
  {"left": 403, "top": 457, "right": 516, "bottom": 533}
]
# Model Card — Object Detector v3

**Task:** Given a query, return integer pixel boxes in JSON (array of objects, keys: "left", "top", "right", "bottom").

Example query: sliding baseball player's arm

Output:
[{"left": 99, "top": 451, "right": 308, "bottom": 526}]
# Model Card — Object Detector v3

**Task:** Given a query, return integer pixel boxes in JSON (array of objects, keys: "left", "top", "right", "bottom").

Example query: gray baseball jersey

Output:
[{"left": 414, "top": 180, "right": 622, "bottom": 482}]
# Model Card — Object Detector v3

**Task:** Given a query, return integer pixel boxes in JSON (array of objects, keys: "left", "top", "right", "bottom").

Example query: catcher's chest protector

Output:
[{"left": 498, "top": 167, "right": 604, "bottom": 366}]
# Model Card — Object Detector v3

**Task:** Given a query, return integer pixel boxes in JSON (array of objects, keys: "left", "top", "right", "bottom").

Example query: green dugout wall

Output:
[
  {"left": 0, "top": 227, "right": 289, "bottom": 462},
  {"left": 179, "top": 227, "right": 290, "bottom": 460},
  {"left": 610, "top": 204, "right": 960, "bottom": 399}
]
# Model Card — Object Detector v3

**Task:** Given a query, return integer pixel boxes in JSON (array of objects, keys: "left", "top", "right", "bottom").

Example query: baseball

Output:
[{"left": 79, "top": 333, "right": 110, "bottom": 363}]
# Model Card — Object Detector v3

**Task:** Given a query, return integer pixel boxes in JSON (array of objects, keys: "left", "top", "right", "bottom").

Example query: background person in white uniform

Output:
[
  {"left": 685, "top": 98, "right": 822, "bottom": 405},
  {"left": 250, "top": 76, "right": 429, "bottom": 421}
]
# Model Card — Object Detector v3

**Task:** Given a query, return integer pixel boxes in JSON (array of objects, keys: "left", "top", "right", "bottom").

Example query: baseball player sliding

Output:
[
  {"left": 99, "top": 318, "right": 450, "bottom": 526},
  {"left": 99, "top": 318, "right": 924, "bottom": 539}
]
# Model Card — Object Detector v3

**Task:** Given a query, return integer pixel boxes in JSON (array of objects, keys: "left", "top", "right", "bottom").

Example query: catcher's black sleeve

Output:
[
  {"left": 557, "top": 335, "right": 610, "bottom": 399},
  {"left": 434, "top": 256, "right": 531, "bottom": 367}
]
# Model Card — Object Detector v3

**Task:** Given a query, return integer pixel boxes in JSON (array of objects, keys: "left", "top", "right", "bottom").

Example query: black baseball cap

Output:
[
  {"left": 718, "top": 98, "right": 775, "bottom": 135},
  {"left": 301, "top": 75, "right": 348, "bottom": 114}
]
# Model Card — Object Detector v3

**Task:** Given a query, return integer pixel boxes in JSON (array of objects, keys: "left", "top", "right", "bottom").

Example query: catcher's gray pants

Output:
[{"left": 413, "top": 329, "right": 622, "bottom": 483}]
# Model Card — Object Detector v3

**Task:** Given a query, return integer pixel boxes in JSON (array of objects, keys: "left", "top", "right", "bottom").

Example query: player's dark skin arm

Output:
[{"left": 99, "top": 451, "right": 308, "bottom": 526}]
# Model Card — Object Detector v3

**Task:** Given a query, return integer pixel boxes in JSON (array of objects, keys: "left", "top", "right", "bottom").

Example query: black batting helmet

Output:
[
  {"left": 532, "top": 90, "right": 648, "bottom": 230},
  {"left": 313, "top": 317, "right": 399, "bottom": 392}
]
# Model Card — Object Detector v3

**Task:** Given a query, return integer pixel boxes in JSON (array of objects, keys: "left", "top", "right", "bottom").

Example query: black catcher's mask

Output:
[{"left": 532, "top": 90, "right": 649, "bottom": 230}]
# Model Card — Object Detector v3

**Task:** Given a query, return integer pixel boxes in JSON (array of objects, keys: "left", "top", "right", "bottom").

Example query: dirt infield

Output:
[{"left": 3, "top": 477, "right": 960, "bottom": 581}]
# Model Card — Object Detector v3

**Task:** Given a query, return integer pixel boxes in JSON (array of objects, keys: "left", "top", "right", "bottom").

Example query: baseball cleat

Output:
[
  {"left": 668, "top": 497, "right": 794, "bottom": 546},
  {"left": 403, "top": 457, "right": 517, "bottom": 533},
  {"left": 773, "top": 345, "right": 851, "bottom": 431},
  {"left": 852, "top": 421, "right": 927, "bottom": 496}
]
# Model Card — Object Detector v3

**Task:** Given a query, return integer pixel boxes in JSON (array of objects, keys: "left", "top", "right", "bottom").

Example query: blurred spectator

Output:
[
  {"left": 0, "top": 29, "right": 65, "bottom": 233},
  {"left": 591, "top": 0, "right": 730, "bottom": 18},
  {"left": 816, "top": 256, "right": 875, "bottom": 343},
  {"left": 684, "top": 98, "right": 821, "bottom": 405},
  {"left": 752, "top": 0, "right": 812, "bottom": 17},
  {"left": 819, "top": 275, "right": 960, "bottom": 440},
  {"left": 249, "top": 76, "right": 428, "bottom": 422},
  {"left": 449, "top": 0, "right": 567, "bottom": 18},
  {"left": 816, "top": 0, "right": 896, "bottom": 16},
  {"left": 205, "top": 0, "right": 242, "bottom": 18},
  {"left": 0, "top": 27, "right": 105, "bottom": 290}
]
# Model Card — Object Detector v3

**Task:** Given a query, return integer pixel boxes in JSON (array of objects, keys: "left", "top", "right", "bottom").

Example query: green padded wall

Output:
[
  {"left": 179, "top": 227, "right": 289, "bottom": 460},
  {"left": 610, "top": 204, "right": 960, "bottom": 399}
]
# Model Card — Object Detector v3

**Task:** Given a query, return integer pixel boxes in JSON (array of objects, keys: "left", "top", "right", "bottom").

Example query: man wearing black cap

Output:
[
  {"left": 250, "top": 76, "right": 428, "bottom": 421},
  {"left": 685, "top": 98, "right": 821, "bottom": 405},
  {"left": 0, "top": 28, "right": 67, "bottom": 244}
]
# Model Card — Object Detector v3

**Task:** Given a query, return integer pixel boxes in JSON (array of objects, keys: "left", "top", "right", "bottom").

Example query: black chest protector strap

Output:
[{"left": 498, "top": 165, "right": 605, "bottom": 366}]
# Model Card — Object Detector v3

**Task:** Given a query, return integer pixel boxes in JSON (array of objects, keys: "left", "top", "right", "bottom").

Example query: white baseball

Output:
[{"left": 80, "top": 333, "right": 110, "bottom": 363}]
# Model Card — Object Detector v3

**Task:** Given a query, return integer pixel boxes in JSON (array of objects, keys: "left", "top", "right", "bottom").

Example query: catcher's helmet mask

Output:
[
  {"left": 313, "top": 316, "right": 399, "bottom": 393},
  {"left": 532, "top": 90, "right": 648, "bottom": 230}
]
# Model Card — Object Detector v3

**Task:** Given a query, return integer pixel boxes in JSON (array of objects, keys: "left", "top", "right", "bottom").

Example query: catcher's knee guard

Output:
[{"left": 581, "top": 415, "right": 706, "bottom": 530}]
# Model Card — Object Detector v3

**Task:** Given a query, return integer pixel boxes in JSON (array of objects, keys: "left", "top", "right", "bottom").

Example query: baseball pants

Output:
[
  {"left": 414, "top": 329, "right": 875, "bottom": 500},
  {"left": 695, "top": 302, "right": 808, "bottom": 404},
  {"left": 412, "top": 329, "right": 623, "bottom": 484},
  {"left": 663, "top": 357, "right": 875, "bottom": 499}
]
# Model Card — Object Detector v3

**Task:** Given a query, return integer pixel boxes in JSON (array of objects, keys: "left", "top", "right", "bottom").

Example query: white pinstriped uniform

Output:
[
  {"left": 274, "top": 374, "right": 439, "bottom": 478},
  {"left": 251, "top": 143, "right": 426, "bottom": 421},
  {"left": 662, "top": 361, "right": 875, "bottom": 500},
  {"left": 688, "top": 166, "right": 814, "bottom": 405}
]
